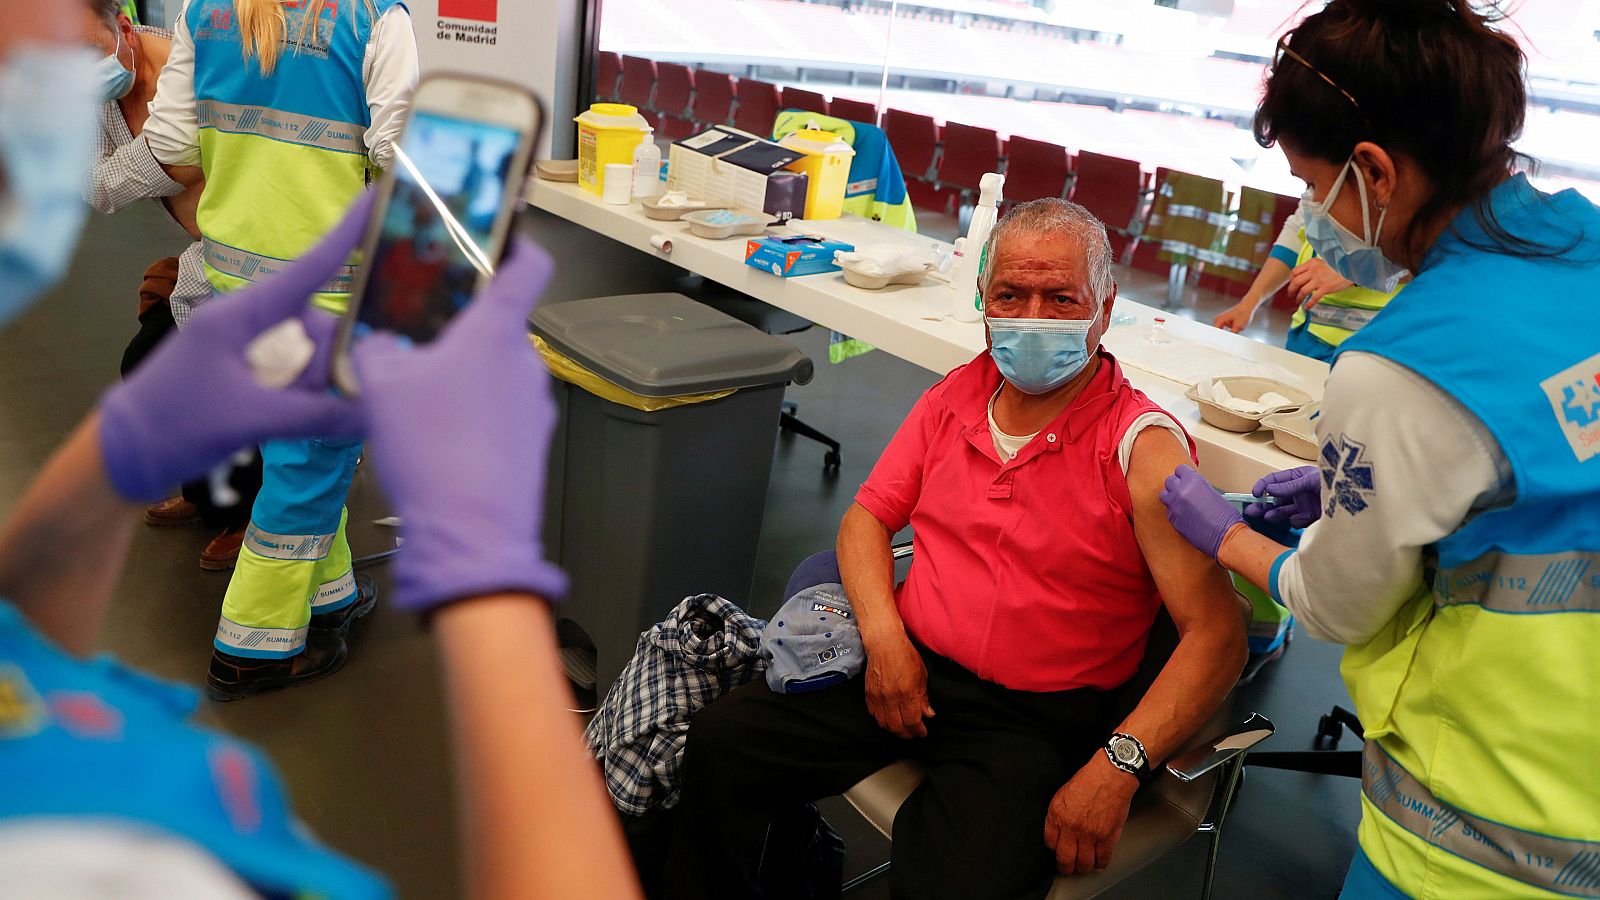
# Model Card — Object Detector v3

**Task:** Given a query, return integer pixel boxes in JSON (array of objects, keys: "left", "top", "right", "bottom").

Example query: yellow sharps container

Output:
[
  {"left": 575, "top": 103, "right": 652, "bottom": 197},
  {"left": 779, "top": 129, "right": 855, "bottom": 219}
]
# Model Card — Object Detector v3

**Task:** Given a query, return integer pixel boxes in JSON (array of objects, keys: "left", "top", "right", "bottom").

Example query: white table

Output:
[{"left": 526, "top": 179, "right": 1329, "bottom": 489}]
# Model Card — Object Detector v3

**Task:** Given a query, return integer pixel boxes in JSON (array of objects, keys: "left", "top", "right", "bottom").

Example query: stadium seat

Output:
[
  {"left": 619, "top": 55, "right": 656, "bottom": 111},
  {"left": 1267, "top": 191, "right": 1303, "bottom": 310},
  {"left": 658, "top": 115, "right": 699, "bottom": 141},
  {"left": 828, "top": 96, "right": 879, "bottom": 126},
  {"left": 780, "top": 86, "right": 831, "bottom": 117},
  {"left": 654, "top": 62, "right": 696, "bottom": 119},
  {"left": 935, "top": 122, "right": 1002, "bottom": 193},
  {"left": 691, "top": 69, "right": 735, "bottom": 128},
  {"left": 883, "top": 109, "right": 939, "bottom": 181},
  {"left": 595, "top": 51, "right": 623, "bottom": 104},
  {"left": 733, "top": 79, "right": 782, "bottom": 137},
  {"left": 1002, "top": 135, "right": 1070, "bottom": 204},
  {"left": 1069, "top": 151, "right": 1145, "bottom": 260}
]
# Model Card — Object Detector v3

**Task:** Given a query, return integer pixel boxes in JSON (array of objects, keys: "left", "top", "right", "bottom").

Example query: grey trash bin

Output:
[{"left": 530, "top": 293, "right": 814, "bottom": 700}]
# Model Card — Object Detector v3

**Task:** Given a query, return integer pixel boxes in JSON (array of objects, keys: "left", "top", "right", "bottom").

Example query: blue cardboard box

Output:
[{"left": 744, "top": 234, "right": 854, "bottom": 277}]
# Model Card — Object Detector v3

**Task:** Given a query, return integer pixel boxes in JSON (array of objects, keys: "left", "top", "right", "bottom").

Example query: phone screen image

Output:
[{"left": 356, "top": 111, "right": 522, "bottom": 343}]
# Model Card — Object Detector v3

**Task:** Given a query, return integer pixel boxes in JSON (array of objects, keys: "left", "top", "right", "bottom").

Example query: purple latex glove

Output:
[
  {"left": 1247, "top": 465, "right": 1322, "bottom": 529},
  {"left": 351, "top": 236, "right": 567, "bottom": 614},
  {"left": 98, "top": 197, "right": 370, "bottom": 502},
  {"left": 1159, "top": 465, "right": 1244, "bottom": 559}
]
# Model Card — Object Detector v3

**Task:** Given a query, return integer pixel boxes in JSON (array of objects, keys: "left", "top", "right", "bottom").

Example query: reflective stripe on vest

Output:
[
  {"left": 244, "top": 524, "right": 336, "bottom": 561},
  {"left": 202, "top": 236, "right": 354, "bottom": 294},
  {"left": 1363, "top": 742, "right": 1600, "bottom": 896},
  {"left": 196, "top": 98, "right": 366, "bottom": 155},
  {"left": 1305, "top": 303, "right": 1379, "bottom": 333},
  {"left": 1435, "top": 551, "right": 1600, "bottom": 613}
]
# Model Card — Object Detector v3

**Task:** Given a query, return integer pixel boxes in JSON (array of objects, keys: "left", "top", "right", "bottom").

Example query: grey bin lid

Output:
[{"left": 529, "top": 293, "right": 815, "bottom": 398}]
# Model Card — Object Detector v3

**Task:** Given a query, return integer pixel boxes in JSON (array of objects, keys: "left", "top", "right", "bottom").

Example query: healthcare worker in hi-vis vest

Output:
[
  {"left": 142, "top": 0, "right": 418, "bottom": 698},
  {"left": 1159, "top": 0, "right": 1600, "bottom": 897},
  {"left": 0, "top": 4, "right": 638, "bottom": 894}
]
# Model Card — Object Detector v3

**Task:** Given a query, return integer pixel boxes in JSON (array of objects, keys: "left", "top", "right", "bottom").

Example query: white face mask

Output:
[{"left": 1299, "top": 159, "right": 1411, "bottom": 294}]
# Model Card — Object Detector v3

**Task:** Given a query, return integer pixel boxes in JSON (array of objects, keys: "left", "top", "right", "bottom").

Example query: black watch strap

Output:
[{"left": 1105, "top": 732, "right": 1152, "bottom": 784}]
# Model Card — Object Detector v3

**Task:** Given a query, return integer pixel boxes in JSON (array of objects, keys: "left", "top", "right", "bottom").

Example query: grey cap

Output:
[{"left": 762, "top": 583, "right": 864, "bottom": 694}]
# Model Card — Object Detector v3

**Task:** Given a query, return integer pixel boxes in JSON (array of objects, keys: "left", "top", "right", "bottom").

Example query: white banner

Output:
[{"left": 407, "top": 0, "right": 581, "bottom": 156}]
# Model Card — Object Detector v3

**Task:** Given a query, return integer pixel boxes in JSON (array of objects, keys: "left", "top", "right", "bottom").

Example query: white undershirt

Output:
[{"left": 987, "top": 388, "right": 1187, "bottom": 473}]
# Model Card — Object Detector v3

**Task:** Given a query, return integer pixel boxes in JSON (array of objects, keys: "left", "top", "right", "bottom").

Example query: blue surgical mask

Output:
[
  {"left": 94, "top": 30, "right": 135, "bottom": 102},
  {"left": 1300, "top": 159, "right": 1410, "bottom": 293},
  {"left": 0, "top": 47, "right": 100, "bottom": 327},
  {"left": 986, "top": 304, "right": 1102, "bottom": 395}
]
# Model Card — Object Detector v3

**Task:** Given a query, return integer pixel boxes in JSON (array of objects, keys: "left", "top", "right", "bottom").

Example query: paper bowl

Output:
[
  {"left": 640, "top": 196, "right": 712, "bottom": 220},
  {"left": 1184, "top": 377, "right": 1313, "bottom": 433},
  {"left": 1261, "top": 402, "right": 1321, "bottom": 460},
  {"left": 680, "top": 209, "right": 774, "bottom": 239},
  {"left": 840, "top": 263, "right": 931, "bottom": 290}
]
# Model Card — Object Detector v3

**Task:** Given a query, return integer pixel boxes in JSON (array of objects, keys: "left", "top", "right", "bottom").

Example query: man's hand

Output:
[
  {"left": 1287, "top": 257, "right": 1352, "bottom": 309},
  {"left": 863, "top": 629, "right": 934, "bottom": 739},
  {"left": 1043, "top": 753, "right": 1138, "bottom": 875}
]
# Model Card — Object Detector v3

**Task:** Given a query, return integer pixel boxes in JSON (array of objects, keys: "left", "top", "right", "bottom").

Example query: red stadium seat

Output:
[
  {"left": 906, "top": 179, "right": 956, "bottom": 216},
  {"left": 596, "top": 51, "right": 623, "bottom": 103},
  {"left": 733, "top": 79, "right": 781, "bottom": 138},
  {"left": 619, "top": 55, "right": 656, "bottom": 111},
  {"left": 1070, "top": 151, "right": 1145, "bottom": 260},
  {"left": 654, "top": 62, "right": 695, "bottom": 119},
  {"left": 691, "top": 69, "right": 735, "bottom": 127},
  {"left": 658, "top": 115, "right": 698, "bottom": 141},
  {"left": 1002, "top": 135, "right": 1070, "bottom": 204},
  {"left": 884, "top": 109, "right": 939, "bottom": 181},
  {"left": 828, "top": 96, "right": 879, "bottom": 126},
  {"left": 935, "top": 122, "right": 1002, "bottom": 193},
  {"left": 780, "top": 86, "right": 831, "bottom": 117}
]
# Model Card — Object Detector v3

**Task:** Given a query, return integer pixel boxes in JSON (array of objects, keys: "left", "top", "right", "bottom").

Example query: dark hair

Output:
[
  {"left": 1254, "top": 0, "right": 1571, "bottom": 265},
  {"left": 89, "top": 0, "right": 124, "bottom": 25}
]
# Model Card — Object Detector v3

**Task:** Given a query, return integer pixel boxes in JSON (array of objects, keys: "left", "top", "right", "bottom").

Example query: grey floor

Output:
[{"left": 0, "top": 200, "right": 1354, "bottom": 899}]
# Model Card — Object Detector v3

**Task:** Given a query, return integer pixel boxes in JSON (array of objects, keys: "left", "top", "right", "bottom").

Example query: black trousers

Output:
[
  {"left": 120, "top": 260, "right": 261, "bottom": 530},
  {"left": 663, "top": 646, "right": 1118, "bottom": 900}
]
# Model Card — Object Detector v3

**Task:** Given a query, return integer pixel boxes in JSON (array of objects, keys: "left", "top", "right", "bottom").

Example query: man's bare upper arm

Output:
[{"left": 1125, "top": 427, "right": 1244, "bottom": 634}]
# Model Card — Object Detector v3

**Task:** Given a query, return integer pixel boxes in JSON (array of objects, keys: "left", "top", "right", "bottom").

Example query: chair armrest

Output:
[
  {"left": 891, "top": 541, "right": 914, "bottom": 561},
  {"left": 1164, "top": 713, "right": 1275, "bottom": 783}
]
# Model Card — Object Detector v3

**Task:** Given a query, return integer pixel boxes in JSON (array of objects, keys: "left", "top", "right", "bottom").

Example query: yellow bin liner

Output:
[
  {"left": 574, "top": 103, "right": 651, "bottom": 197},
  {"left": 533, "top": 336, "right": 734, "bottom": 412},
  {"left": 780, "top": 129, "right": 855, "bottom": 220}
]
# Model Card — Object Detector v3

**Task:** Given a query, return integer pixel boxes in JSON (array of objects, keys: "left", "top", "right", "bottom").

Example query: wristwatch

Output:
[{"left": 1104, "top": 732, "right": 1151, "bottom": 783}]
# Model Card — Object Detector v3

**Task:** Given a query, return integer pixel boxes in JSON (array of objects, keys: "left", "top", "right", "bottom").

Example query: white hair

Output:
[{"left": 977, "top": 198, "right": 1115, "bottom": 304}]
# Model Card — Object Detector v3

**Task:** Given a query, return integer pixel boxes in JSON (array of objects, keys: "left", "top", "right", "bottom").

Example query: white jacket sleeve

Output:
[
  {"left": 142, "top": 0, "right": 199, "bottom": 167},
  {"left": 363, "top": 6, "right": 420, "bottom": 170},
  {"left": 1271, "top": 351, "right": 1512, "bottom": 645},
  {"left": 1272, "top": 208, "right": 1303, "bottom": 255}
]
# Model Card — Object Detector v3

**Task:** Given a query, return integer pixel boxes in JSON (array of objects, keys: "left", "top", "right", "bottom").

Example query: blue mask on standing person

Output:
[
  {"left": 0, "top": 47, "right": 101, "bottom": 327},
  {"left": 986, "top": 303, "right": 1103, "bottom": 395},
  {"left": 1300, "top": 159, "right": 1411, "bottom": 293}
]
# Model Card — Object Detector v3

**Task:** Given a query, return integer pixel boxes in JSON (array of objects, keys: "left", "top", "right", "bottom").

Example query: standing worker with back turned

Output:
[
  {"left": 142, "top": 0, "right": 418, "bottom": 698},
  {"left": 1159, "top": 1, "right": 1600, "bottom": 896}
]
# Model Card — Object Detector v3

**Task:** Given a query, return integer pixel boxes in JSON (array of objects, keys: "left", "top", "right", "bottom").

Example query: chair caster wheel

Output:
[{"left": 823, "top": 450, "right": 841, "bottom": 472}]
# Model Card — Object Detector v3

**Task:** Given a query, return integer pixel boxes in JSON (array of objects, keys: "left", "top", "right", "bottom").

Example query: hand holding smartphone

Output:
[{"left": 333, "top": 73, "right": 544, "bottom": 393}]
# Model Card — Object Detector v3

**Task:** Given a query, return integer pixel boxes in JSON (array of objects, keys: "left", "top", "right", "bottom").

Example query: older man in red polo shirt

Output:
[{"left": 663, "top": 199, "right": 1246, "bottom": 900}]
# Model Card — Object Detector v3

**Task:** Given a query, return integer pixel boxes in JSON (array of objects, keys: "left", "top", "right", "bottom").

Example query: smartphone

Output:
[{"left": 332, "top": 73, "right": 543, "bottom": 393}]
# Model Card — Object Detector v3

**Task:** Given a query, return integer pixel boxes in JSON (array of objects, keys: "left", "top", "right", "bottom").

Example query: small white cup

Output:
[{"left": 602, "top": 163, "right": 633, "bottom": 205}]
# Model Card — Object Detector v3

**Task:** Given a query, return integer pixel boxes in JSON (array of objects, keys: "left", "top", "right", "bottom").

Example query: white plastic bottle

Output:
[
  {"left": 631, "top": 137, "right": 662, "bottom": 200},
  {"left": 949, "top": 172, "right": 1003, "bottom": 322}
]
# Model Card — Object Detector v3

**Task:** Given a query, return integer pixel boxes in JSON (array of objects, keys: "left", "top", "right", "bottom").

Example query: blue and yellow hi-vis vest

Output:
[
  {"left": 0, "top": 602, "right": 388, "bottom": 898},
  {"left": 188, "top": 0, "right": 403, "bottom": 312},
  {"left": 1334, "top": 174, "right": 1600, "bottom": 898}
]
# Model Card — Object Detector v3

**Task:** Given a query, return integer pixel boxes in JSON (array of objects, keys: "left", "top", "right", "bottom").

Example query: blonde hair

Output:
[{"left": 234, "top": 0, "right": 377, "bottom": 76}]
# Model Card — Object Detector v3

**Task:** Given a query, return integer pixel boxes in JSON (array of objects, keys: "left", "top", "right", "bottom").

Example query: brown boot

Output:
[
  {"left": 144, "top": 496, "right": 200, "bottom": 527},
  {"left": 206, "top": 630, "right": 348, "bottom": 701},
  {"left": 200, "top": 528, "right": 245, "bottom": 572}
]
